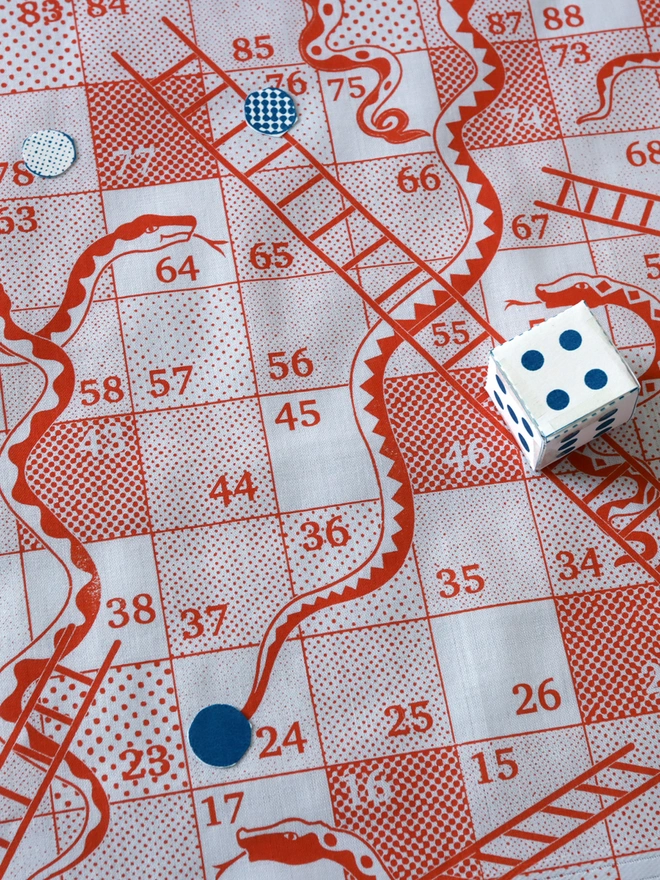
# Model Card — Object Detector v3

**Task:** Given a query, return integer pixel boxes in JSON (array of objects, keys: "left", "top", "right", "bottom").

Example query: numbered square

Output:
[
  {"left": 103, "top": 179, "right": 235, "bottom": 296},
  {"left": 431, "top": 600, "right": 581, "bottom": 742},
  {"left": 414, "top": 481, "right": 551, "bottom": 617},
  {"left": 260, "top": 386, "right": 379, "bottom": 513},
  {"left": 23, "top": 535, "right": 168, "bottom": 668},
  {"left": 193, "top": 770, "right": 342, "bottom": 880},
  {"left": 119, "top": 284, "right": 255, "bottom": 411},
  {"left": 304, "top": 619, "right": 452, "bottom": 764},
  {"left": 320, "top": 50, "right": 439, "bottom": 163},
  {"left": 0, "top": 192, "right": 106, "bottom": 311},
  {"left": 384, "top": 368, "right": 525, "bottom": 493},
  {"left": 64, "top": 792, "right": 204, "bottom": 879},
  {"left": 555, "top": 583, "right": 660, "bottom": 724},
  {"left": 328, "top": 746, "right": 477, "bottom": 880},
  {"left": 136, "top": 399, "right": 276, "bottom": 531},
  {"left": 240, "top": 274, "right": 367, "bottom": 395},
  {"left": 155, "top": 515, "right": 292, "bottom": 655},
  {"left": 174, "top": 640, "right": 324, "bottom": 787},
  {"left": 26, "top": 414, "right": 151, "bottom": 543},
  {"left": 458, "top": 727, "right": 613, "bottom": 870}
]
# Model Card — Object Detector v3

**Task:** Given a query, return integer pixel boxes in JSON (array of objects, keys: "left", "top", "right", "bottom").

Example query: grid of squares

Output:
[{"left": 2, "top": 0, "right": 660, "bottom": 875}]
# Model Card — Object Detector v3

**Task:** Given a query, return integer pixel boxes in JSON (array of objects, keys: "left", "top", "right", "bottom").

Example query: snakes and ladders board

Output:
[{"left": 5, "top": 0, "right": 660, "bottom": 878}]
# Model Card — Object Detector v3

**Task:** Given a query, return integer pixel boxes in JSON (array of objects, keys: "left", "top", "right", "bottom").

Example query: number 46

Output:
[{"left": 444, "top": 439, "right": 491, "bottom": 472}]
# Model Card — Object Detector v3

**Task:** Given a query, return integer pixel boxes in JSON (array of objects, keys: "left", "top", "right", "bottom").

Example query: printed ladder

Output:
[
  {"left": 112, "top": 20, "right": 660, "bottom": 585},
  {"left": 424, "top": 743, "right": 660, "bottom": 880},
  {"left": 111, "top": 18, "right": 500, "bottom": 347},
  {"left": 535, "top": 167, "right": 660, "bottom": 237},
  {"left": 0, "top": 629, "right": 120, "bottom": 877}
]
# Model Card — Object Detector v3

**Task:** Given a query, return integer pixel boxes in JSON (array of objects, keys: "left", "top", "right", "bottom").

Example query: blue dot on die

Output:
[
  {"left": 494, "top": 390, "right": 504, "bottom": 409},
  {"left": 596, "top": 418, "right": 615, "bottom": 435},
  {"left": 559, "top": 329, "right": 582, "bottom": 351},
  {"left": 585, "top": 369, "right": 608, "bottom": 390},
  {"left": 547, "top": 389, "right": 570, "bottom": 410},
  {"left": 521, "top": 350, "right": 544, "bottom": 371},
  {"left": 518, "top": 433, "right": 530, "bottom": 452},
  {"left": 496, "top": 375, "right": 507, "bottom": 394},
  {"left": 507, "top": 405, "right": 519, "bottom": 424},
  {"left": 522, "top": 418, "right": 534, "bottom": 437},
  {"left": 189, "top": 704, "right": 251, "bottom": 767}
]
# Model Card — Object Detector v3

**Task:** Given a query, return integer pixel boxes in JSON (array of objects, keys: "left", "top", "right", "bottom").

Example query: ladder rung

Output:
[
  {"left": 277, "top": 173, "right": 324, "bottom": 207},
  {"left": 54, "top": 664, "right": 93, "bottom": 686},
  {"left": 308, "top": 206, "right": 355, "bottom": 241},
  {"left": 584, "top": 187, "right": 599, "bottom": 213},
  {"left": 542, "top": 805, "right": 593, "bottom": 820},
  {"left": 0, "top": 786, "right": 30, "bottom": 807},
  {"left": 181, "top": 81, "right": 228, "bottom": 118},
  {"left": 641, "top": 198, "right": 655, "bottom": 227},
  {"left": 34, "top": 703, "right": 74, "bottom": 726},
  {"left": 556, "top": 177, "right": 572, "bottom": 207},
  {"left": 477, "top": 850, "right": 521, "bottom": 867},
  {"left": 13, "top": 743, "right": 52, "bottom": 766},
  {"left": 212, "top": 121, "right": 248, "bottom": 148},
  {"left": 576, "top": 782, "right": 627, "bottom": 798},
  {"left": 342, "top": 235, "right": 390, "bottom": 270},
  {"left": 612, "top": 192, "right": 626, "bottom": 221},
  {"left": 611, "top": 760, "right": 660, "bottom": 777},
  {"left": 442, "top": 330, "right": 490, "bottom": 370},
  {"left": 504, "top": 828, "right": 558, "bottom": 844},
  {"left": 244, "top": 142, "right": 293, "bottom": 177},
  {"left": 151, "top": 51, "right": 198, "bottom": 86},
  {"left": 0, "top": 838, "right": 8, "bottom": 849},
  {"left": 376, "top": 265, "right": 424, "bottom": 304}
]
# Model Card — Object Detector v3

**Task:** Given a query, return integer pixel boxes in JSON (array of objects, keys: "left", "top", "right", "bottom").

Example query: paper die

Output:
[{"left": 485, "top": 301, "right": 640, "bottom": 470}]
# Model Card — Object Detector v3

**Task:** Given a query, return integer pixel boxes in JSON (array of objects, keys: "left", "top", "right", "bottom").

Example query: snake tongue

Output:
[{"left": 213, "top": 852, "right": 245, "bottom": 877}]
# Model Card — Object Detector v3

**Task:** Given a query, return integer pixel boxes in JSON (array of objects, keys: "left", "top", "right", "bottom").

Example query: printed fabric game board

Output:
[{"left": 6, "top": 0, "right": 660, "bottom": 877}]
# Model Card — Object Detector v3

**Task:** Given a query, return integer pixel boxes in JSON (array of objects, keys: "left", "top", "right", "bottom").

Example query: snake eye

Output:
[
  {"left": 145, "top": 225, "right": 158, "bottom": 233},
  {"left": 576, "top": 282, "right": 589, "bottom": 289},
  {"left": 284, "top": 832, "right": 298, "bottom": 841}
]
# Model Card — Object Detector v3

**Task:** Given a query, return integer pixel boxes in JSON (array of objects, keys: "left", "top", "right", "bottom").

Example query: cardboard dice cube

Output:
[{"left": 485, "top": 302, "right": 639, "bottom": 470}]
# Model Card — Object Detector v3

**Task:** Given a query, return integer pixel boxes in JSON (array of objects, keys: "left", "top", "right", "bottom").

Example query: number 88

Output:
[{"left": 543, "top": 5, "right": 584, "bottom": 29}]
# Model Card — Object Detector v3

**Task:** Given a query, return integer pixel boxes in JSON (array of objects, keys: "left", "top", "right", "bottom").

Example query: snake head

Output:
[
  {"left": 236, "top": 819, "right": 327, "bottom": 865},
  {"left": 236, "top": 819, "right": 382, "bottom": 879},
  {"left": 535, "top": 273, "right": 602, "bottom": 309},
  {"left": 114, "top": 213, "right": 196, "bottom": 253}
]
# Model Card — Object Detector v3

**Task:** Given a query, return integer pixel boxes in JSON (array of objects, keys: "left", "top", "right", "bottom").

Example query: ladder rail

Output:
[
  {"left": 0, "top": 624, "right": 76, "bottom": 775},
  {"left": 0, "top": 640, "right": 121, "bottom": 878},
  {"left": 536, "top": 166, "right": 660, "bottom": 237},
  {"left": 540, "top": 166, "right": 660, "bottom": 204},
  {"left": 115, "top": 17, "right": 507, "bottom": 348},
  {"left": 424, "top": 744, "right": 635, "bottom": 879},
  {"left": 533, "top": 200, "right": 660, "bottom": 239},
  {"left": 113, "top": 21, "right": 660, "bottom": 588},
  {"left": 497, "top": 765, "right": 660, "bottom": 880},
  {"left": 112, "top": 48, "right": 498, "bottom": 397}
]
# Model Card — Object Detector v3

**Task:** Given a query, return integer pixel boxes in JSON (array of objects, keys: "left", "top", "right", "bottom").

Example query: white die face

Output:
[
  {"left": 539, "top": 387, "right": 638, "bottom": 467},
  {"left": 486, "top": 357, "right": 543, "bottom": 468},
  {"left": 492, "top": 302, "right": 639, "bottom": 438}
]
